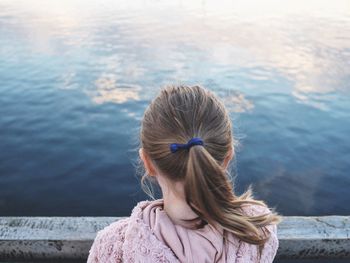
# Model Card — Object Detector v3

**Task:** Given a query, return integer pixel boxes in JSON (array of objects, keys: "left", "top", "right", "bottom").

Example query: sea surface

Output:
[{"left": 0, "top": 0, "right": 349, "bottom": 217}]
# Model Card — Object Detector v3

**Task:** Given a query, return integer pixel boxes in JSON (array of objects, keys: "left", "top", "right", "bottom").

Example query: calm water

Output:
[{"left": 0, "top": 0, "right": 349, "bottom": 216}]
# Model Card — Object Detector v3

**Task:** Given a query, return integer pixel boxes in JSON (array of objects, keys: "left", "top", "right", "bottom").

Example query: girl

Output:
[{"left": 87, "top": 85, "right": 282, "bottom": 263}]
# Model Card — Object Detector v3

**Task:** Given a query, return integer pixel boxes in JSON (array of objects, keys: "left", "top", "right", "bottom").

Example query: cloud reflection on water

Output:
[
  {"left": 1, "top": 0, "right": 349, "bottom": 112},
  {"left": 91, "top": 74, "right": 142, "bottom": 104}
]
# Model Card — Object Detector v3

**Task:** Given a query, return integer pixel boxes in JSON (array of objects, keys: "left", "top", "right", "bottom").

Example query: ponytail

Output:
[{"left": 184, "top": 144, "right": 281, "bottom": 254}]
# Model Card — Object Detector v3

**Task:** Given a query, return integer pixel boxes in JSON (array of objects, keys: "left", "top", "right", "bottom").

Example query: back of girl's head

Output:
[
  {"left": 139, "top": 84, "right": 282, "bottom": 250},
  {"left": 141, "top": 84, "right": 233, "bottom": 181}
]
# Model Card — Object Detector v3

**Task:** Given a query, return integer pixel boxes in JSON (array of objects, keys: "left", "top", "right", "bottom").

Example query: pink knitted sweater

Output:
[{"left": 87, "top": 199, "right": 279, "bottom": 263}]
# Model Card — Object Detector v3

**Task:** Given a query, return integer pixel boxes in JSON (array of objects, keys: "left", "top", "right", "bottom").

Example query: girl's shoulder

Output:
[
  {"left": 87, "top": 199, "right": 181, "bottom": 263},
  {"left": 92, "top": 199, "right": 153, "bottom": 238},
  {"left": 240, "top": 202, "right": 274, "bottom": 217},
  {"left": 90, "top": 199, "right": 156, "bottom": 242},
  {"left": 87, "top": 217, "right": 130, "bottom": 263},
  {"left": 87, "top": 199, "right": 163, "bottom": 263},
  {"left": 98, "top": 217, "right": 130, "bottom": 237},
  {"left": 234, "top": 203, "right": 280, "bottom": 263},
  {"left": 239, "top": 202, "right": 279, "bottom": 236},
  {"left": 91, "top": 197, "right": 148, "bottom": 245}
]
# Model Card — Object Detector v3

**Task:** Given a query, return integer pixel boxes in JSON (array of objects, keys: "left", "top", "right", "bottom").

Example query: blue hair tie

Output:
[{"left": 170, "top": 137, "right": 204, "bottom": 153}]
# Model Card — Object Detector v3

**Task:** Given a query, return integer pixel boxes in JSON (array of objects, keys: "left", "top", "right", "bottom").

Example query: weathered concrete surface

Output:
[
  {"left": 277, "top": 216, "right": 350, "bottom": 259},
  {"left": 0, "top": 216, "right": 349, "bottom": 261},
  {"left": 0, "top": 217, "right": 118, "bottom": 261}
]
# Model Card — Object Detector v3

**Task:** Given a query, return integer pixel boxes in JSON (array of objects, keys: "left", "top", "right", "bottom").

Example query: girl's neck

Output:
[{"left": 156, "top": 174, "right": 199, "bottom": 226}]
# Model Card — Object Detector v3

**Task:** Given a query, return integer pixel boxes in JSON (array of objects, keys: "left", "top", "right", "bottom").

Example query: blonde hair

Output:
[{"left": 138, "top": 85, "right": 282, "bottom": 254}]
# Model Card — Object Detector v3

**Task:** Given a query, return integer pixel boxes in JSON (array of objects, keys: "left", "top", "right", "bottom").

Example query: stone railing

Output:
[{"left": 0, "top": 216, "right": 349, "bottom": 261}]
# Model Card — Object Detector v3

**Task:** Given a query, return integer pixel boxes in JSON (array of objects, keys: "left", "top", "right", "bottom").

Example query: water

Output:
[{"left": 0, "top": 0, "right": 349, "bottom": 217}]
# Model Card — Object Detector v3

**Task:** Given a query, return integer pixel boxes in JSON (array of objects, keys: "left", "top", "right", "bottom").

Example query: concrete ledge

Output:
[{"left": 0, "top": 216, "right": 349, "bottom": 261}]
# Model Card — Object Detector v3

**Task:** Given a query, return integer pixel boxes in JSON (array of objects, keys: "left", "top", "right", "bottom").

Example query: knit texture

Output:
[{"left": 87, "top": 199, "right": 279, "bottom": 263}]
